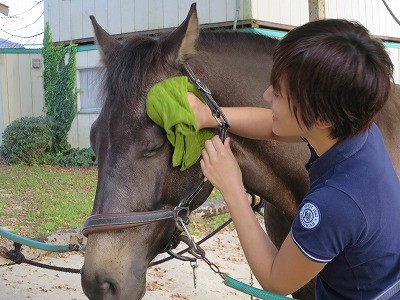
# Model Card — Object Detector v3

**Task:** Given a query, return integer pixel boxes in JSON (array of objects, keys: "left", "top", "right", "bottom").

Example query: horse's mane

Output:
[{"left": 198, "top": 29, "right": 278, "bottom": 52}]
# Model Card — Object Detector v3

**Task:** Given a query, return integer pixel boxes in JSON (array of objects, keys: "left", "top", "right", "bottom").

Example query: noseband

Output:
[{"left": 81, "top": 64, "right": 230, "bottom": 252}]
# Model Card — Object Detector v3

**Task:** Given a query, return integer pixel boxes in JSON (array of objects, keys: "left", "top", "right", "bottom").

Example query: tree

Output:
[{"left": 42, "top": 22, "right": 78, "bottom": 152}]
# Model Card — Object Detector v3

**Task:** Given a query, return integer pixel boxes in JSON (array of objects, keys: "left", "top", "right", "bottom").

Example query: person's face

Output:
[{"left": 263, "top": 85, "right": 305, "bottom": 137}]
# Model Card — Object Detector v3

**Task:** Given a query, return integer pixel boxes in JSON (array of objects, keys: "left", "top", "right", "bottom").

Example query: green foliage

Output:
[
  {"left": 43, "top": 22, "right": 78, "bottom": 152},
  {"left": 51, "top": 148, "right": 98, "bottom": 167},
  {"left": 1, "top": 116, "right": 53, "bottom": 165}
]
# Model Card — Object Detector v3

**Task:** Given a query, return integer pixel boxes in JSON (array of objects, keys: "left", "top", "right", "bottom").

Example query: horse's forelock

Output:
[{"left": 101, "top": 37, "right": 162, "bottom": 109}]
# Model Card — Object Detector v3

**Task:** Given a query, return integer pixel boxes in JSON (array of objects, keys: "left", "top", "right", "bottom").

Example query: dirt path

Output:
[{"left": 1, "top": 227, "right": 267, "bottom": 300}]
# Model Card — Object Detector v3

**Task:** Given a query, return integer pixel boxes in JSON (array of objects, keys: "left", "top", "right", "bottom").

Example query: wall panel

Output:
[
  {"left": 18, "top": 54, "right": 33, "bottom": 117},
  {"left": 46, "top": 0, "right": 400, "bottom": 43},
  {"left": 59, "top": 0, "right": 71, "bottom": 41},
  {"left": 326, "top": 0, "right": 400, "bottom": 38},
  {"left": 82, "top": 0, "right": 95, "bottom": 38},
  {"left": 71, "top": 0, "right": 83, "bottom": 40},
  {"left": 0, "top": 52, "right": 44, "bottom": 143},
  {"left": 121, "top": 0, "right": 135, "bottom": 33},
  {"left": 107, "top": 0, "right": 122, "bottom": 35}
]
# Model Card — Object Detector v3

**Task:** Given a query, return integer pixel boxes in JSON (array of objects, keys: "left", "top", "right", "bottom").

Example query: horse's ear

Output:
[
  {"left": 162, "top": 3, "right": 199, "bottom": 65},
  {"left": 90, "top": 15, "right": 120, "bottom": 59}
]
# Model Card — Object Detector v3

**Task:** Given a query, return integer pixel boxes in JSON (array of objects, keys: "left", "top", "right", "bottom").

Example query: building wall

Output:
[
  {"left": 326, "top": 0, "right": 400, "bottom": 39},
  {"left": 68, "top": 48, "right": 101, "bottom": 148},
  {"left": 0, "top": 51, "right": 44, "bottom": 145},
  {"left": 252, "top": 0, "right": 309, "bottom": 26},
  {"left": 44, "top": 0, "right": 254, "bottom": 43},
  {"left": 45, "top": 0, "right": 400, "bottom": 43}
]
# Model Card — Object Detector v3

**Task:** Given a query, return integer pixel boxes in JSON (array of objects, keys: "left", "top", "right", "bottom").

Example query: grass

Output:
[
  {"left": 0, "top": 165, "right": 97, "bottom": 237},
  {"left": 0, "top": 165, "right": 230, "bottom": 238},
  {"left": 189, "top": 213, "right": 233, "bottom": 236}
]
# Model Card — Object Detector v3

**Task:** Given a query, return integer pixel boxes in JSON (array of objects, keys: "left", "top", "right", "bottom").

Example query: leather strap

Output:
[{"left": 81, "top": 207, "right": 188, "bottom": 237}]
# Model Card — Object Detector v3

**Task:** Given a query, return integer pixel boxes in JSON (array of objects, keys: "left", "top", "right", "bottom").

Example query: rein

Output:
[{"left": 81, "top": 63, "right": 230, "bottom": 255}]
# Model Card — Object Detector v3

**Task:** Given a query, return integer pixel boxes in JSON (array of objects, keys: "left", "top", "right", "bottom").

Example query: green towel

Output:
[{"left": 146, "top": 76, "right": 215, "bottom": 171}]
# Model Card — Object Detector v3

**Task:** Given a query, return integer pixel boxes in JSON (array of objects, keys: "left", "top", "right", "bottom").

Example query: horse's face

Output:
[{"left": 81, "top": 6, "right": 210, "bottom": 300}]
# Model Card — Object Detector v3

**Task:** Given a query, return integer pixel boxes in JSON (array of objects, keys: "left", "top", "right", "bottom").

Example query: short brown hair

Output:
[{"left": 271, "top": 19, "right": 393, "bottom": 141}]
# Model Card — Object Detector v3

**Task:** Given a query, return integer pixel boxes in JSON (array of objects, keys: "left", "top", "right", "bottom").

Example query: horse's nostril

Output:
[
  {"left": 98, "top": 276, "right": 119, "bottom": 298},
  {"left": 82, "top": 268, "right": 120, "bottom": 300},
  {"left": 100, "top": 280, "right": 116, "bottom": 296}
]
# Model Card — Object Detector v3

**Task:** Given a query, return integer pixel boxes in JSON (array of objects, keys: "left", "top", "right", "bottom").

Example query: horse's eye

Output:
[{"left": 143, "top": 143, "right": 164, "bottom": 157}]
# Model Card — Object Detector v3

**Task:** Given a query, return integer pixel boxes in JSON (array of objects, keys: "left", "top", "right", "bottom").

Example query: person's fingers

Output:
[
  {"left": 204, "top": 139, "right": 217, "bottom": 156},
  {"left": 224, "top": 137, "right": 231, "bottom": 149},
  {"left": 210, "top": 135, "right": 226, "bottom": 153},
  {"left": 224, "top": 137, "right": 234, "bottom": 156},
  {"left": 201, "top": 148, "right": 210, "bottom": 164},
  {"left": 200, "top": 158, "right": 205, "bottom": 171}
]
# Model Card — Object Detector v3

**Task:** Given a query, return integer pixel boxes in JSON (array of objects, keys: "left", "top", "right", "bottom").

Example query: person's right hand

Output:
[
  {"left": 200, "top": 136, "right": 245, "bottom": 201},
  {"left": 187, "top": 92, "right": 213, "bottom": 129}
]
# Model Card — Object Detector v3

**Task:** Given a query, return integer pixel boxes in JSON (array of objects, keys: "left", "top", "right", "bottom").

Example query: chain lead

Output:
[
  {"left": 202, "top": 255, "right": 225, "bottom": 280},
  {"left": 191, "top": 260, "right": 198, "bottom": 288},
  {"left": 250, "top": 268, "right": 254, "bottom": 300}
]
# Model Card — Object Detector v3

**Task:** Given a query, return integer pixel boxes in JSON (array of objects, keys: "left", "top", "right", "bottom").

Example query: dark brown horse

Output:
[{"left": 81, "top": 4, "right": 400, "bottom": 300}]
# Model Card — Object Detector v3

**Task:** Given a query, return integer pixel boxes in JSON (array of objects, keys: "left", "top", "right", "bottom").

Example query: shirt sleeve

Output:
[{"left": 291, "top": 186, "right": 367, "bottom": 263}]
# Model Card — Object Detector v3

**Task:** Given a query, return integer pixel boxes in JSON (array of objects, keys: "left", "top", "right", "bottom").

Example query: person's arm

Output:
[
  {"left": 201, "top": 136, "right": 324, "bottom": 295},
  {"left": 187, "top": 92, "right": 301, "bottom": 142}
]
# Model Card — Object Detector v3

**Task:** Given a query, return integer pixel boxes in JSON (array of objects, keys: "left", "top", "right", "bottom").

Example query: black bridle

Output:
[{"left": 81, "top": 63, "right": 231, "bottom": 255}]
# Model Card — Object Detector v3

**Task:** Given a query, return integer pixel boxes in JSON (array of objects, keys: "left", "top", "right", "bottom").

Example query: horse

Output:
[{"left": 80, "top": 4, "right": 400, "bottom": 300}]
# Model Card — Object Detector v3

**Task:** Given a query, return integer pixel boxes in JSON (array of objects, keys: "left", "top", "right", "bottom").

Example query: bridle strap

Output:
[
  {"left": 82, "top": 206, "right": 190, "bottom": 237},
  {"left": 183, "top": 63, "right": 230, "bottom": 141},
  {"left": 175, "top": 63, "right": 230, "bottom": 211},
  {"left": 82, "top": 210, "right": 172, "bottom": 236}
]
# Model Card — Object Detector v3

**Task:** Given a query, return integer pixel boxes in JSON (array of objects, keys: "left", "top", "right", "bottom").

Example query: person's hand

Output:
[
  {"left": 187, "top": 92, "right": 213, "bottom": 129},
  {"left": 200, "top": 136, "right": 245, "bottom": 201}
]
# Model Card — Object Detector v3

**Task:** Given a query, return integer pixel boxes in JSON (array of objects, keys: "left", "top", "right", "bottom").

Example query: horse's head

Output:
[{"left": 81, "top": 4, "right": 213, "bottom": 299}]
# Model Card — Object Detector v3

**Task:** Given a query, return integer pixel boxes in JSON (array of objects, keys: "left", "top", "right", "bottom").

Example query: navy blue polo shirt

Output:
[{"left": 291, "top": 123, "right": 400, "bottom": 299}]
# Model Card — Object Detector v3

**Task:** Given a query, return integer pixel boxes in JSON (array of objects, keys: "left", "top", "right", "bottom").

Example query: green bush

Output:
[
  {"left": 56, "top": 148, "right": 97, "bottom": 167},
  {"left": 1, "top": 116, "right": 53, "bottom": 165}
]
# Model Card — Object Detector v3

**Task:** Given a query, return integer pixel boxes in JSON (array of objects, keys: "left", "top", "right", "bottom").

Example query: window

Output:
[{"left": 78, "top": 67, "right": 102, "bottom": 113}]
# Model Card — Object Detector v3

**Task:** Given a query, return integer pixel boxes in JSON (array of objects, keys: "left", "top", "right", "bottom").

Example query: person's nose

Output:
[{"left": 263, "top": 86, "right": 273, "bottom": 104}]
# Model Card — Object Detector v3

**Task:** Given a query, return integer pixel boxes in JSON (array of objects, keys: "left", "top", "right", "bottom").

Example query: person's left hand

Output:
[{"left": 200, "top": 136, "right": 245, "bottom": 200}]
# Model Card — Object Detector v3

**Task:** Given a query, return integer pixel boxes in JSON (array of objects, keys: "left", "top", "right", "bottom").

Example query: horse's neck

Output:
[
  {"left": 375, "top": 84, "right": 400, "bottom": 177},
  {"left": 191, "top": 33, "right": 275, "bottom": 108}
]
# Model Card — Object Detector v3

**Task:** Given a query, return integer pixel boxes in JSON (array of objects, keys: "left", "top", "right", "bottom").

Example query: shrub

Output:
[
  {"left": 1, "top": 116, "right": 53, "bottom": 165},
  {"left": 56, "top": 148, "right": 97, "bottom": 167}
]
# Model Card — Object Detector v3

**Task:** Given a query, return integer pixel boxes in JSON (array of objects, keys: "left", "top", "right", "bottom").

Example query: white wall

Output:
[
  {"left": 0, "top": 52, "right": 44, "bottom": 146},
  {"left": 326, "top": 0, "right": 400, "bottom": 39},
  {"left": 44, "top": 0, "right": 254, "bottom": 43},
  {"left": 252, "top": 0, "right": 309, "bottom": 26},
  {"left": 45, "top": 0, "right": 400, "bottom": 43}
]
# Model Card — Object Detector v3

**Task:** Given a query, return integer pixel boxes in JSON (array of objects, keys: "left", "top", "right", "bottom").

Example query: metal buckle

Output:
[
  {"left": 173, "top": 206, "right": 189, "bottom": 221},
  {"left": 213, "top": 113, "right": 223, "bottom": 127},
  {"left": 195, "top": 79, "right": 212, "bottom": 95}
]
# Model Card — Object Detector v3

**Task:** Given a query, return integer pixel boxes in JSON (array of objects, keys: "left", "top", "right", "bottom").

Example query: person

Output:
[{"left": 187, "top": 19, "right": 400, "bottom": 299}]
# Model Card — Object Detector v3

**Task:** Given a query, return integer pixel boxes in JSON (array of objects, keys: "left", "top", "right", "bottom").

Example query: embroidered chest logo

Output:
[{"left": 300, "top": 202, "right": 321, "bottom": 229}]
